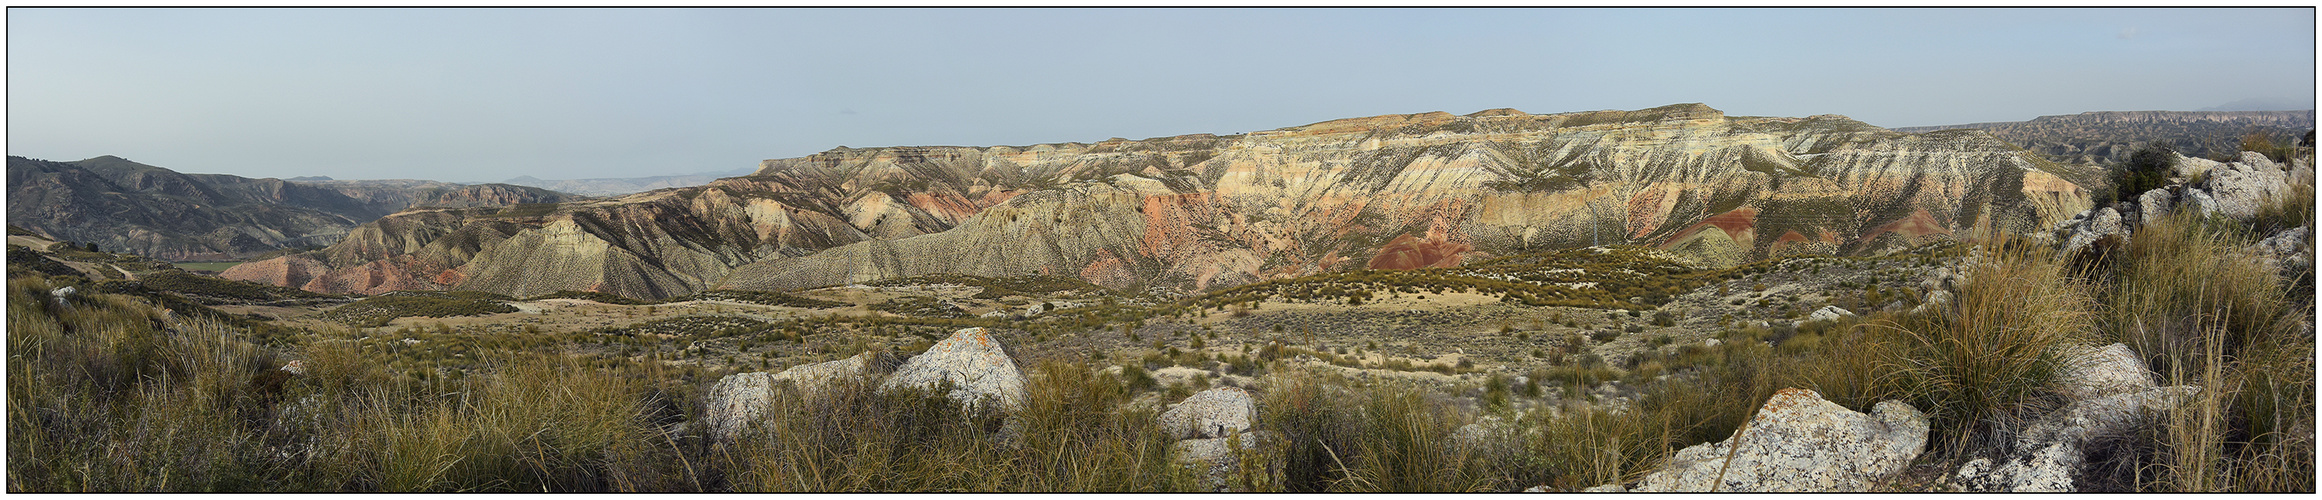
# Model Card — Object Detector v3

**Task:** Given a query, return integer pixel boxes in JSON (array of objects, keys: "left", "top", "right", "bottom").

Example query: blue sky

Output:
[{"left": 8, "top": 7, "right": 2314, "bottom": 182}]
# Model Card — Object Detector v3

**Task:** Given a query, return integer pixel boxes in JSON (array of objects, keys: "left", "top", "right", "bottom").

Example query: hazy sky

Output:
[{"left": 9, "top": 7, "right": 2315, "bottom": 182}]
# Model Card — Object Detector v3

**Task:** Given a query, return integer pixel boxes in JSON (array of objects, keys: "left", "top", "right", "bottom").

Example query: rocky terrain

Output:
[
  {"left": 8, "top": 136, "right": 2310, "bottom": 490},
  {"left": 229, "top": 103, "right": 2096, "bottom": 300},
  {"left": 1897, "top": 110, "right": 2314, "bottom": 165},
  {"left": 7, "top": 155, "right": 580, "bottom": 261},
  {"left": 14, "top": 105, "right": 2309, "bottom": 493}
]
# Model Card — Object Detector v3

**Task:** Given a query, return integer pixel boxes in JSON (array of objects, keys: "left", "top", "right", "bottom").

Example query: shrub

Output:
[
  {"left": 2101, "top": 144, "right": 2177, "bottom": 206},
  {"left": 1879, "top": 236, "right": 2093, "bottom": 454}
]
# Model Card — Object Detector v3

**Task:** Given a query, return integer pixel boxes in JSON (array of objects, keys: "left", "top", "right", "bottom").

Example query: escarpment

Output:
[{"left": 228, "top": 103, "right": 2096, "bottom": 299}]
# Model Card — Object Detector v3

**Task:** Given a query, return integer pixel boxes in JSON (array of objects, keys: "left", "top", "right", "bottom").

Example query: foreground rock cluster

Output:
[
  {"left": 1519, "top": 342, "right": 2201, "bottom": 493},
  {"left": 703, "top": 326, "right": 1280, "bottom": 490},
  {"left": 1949, "top": 343, "right": 2199, "bottom": 492},
  {"left": 2051, "top": 151, "right": 2313, "bottom": 278},
  {"left": 1577, "top": 388, "right": 1929, "bottom": 492}
]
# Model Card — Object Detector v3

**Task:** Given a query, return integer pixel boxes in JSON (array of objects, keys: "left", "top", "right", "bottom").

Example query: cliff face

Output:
[
  {"left": 6, "top": 156, "right": 585, "bottom": 261},
  {"left": 1896, "top": 110, "right": 2314, "bottom": 165},
  {"left": 230, "top": 103, "right": 2095, "bottom": 299},
  {"left": 723, "top": 103, "right": 2092, "bottom": 293}
]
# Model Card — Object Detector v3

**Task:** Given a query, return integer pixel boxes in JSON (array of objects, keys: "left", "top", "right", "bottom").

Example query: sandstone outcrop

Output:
[
  {"left": 1618, "top": 388, "right": 1928, "bottom": 492},
  {"left": 878, "top": 327, "right": 1028, "bottom": 412}
]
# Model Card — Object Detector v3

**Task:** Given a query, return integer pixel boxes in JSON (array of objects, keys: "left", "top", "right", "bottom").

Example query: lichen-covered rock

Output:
[
  {"left": 2055, "top": 343, "right": 2155, "bottom": 402},
  {"left": 2173, "top": 154, "right": 2224, "bottom": 179},
  {"left": 1629, "top": 388, "right": 1927, "bottom": 492},
  {"left": 1159, "top": 387, "right": 1256, "bottom": 439},
  {"left": 880, "top": 327, "right": 1027, "bottom": 412},
  {"left": 1173, "top": 430, "right": 1279, "bottom": 492},
  {"left": 2250, "top": 225, "right": 2313, "bottom": 281},
  {"left": 1952, "top": 443, "right": 2077, "bottom": 492},
  {"left": 2135, "top": 187, "right": 2176, "bottom": 227},
  {"left": 2196, "top": 152, "right": 2291, "bottom": 220},
  {"left": 2059, "top": 207, "right": 2124, "bottom": 257},
  {"left": 702, "top": 351, "right": 893, "bottom": 441}
]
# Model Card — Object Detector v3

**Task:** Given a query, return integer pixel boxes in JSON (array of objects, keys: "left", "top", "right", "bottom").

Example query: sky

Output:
[{"left": 8, "top": 7, "right": 2315, "bottom": 182}]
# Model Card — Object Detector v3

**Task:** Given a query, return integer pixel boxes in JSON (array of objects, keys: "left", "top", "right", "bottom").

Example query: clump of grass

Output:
[
  {"left": 1258, "top": 369, "right": 1512, "bottom": 491},
  {"left": 718, "top": 361, "right": 1188, "bottom": 491},
  {"left": 1878, "top": 236, "right": 2093, "bottom": 454},
  {"left": 2089, "top": 208, "right": 2315, "bottom": 491}
]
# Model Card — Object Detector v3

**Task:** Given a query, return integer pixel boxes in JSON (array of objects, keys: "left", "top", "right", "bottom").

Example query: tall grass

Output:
[
  {"left": 7, "top": 274, "right": 698, "bottom": 492},
  {"left": 1258, "top": 369, "right": 1514, "bottom": 491},
  {"left": 715, "top": 360, "right": 1189, "bottom": 491},
  {"left": 1879, "top": 238, "right": 2095, "bottom": 454},
  {"left": 2093, "top": 209, "right": 2315, "bottom": 492}
]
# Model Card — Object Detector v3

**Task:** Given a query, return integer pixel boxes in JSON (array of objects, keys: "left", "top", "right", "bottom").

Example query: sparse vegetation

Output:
[{"left": 319, "top": 291, "right": 520, "bottom": 327}]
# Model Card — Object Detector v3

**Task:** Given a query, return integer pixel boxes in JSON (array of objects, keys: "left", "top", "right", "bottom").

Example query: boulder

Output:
[
  {"left": 2059, "top": 207, "right": 2124, "bottom": 257},
  {"left": 2135, "top": 187, "right": 2175, "bottom": 227},
  {"left": 703, "top": 351, "right": 894, "bottom": 441},
  {"left": 2196, "top": 152, "right": 2290, "bottom": 220},
  {"left": 1952, "top": 443, "right": 2077, "bottom": 492},
  {"left": 2250, "top": 225, "right": 2314, "bottom": 280},
  {"left": 1174, "top": 430, "right": 1278, "bottom": 492},
  {"left": 1159, "top": 387, "right": 1257, "bottom": 439},
  {"left": 1951, "top": 343, "right": 2200, "bottom": 492},
  {"left": 2172, "top": 153, "right": 2223, "bottom": 179},
  {"left": 2181, "top": 188, "right": 2222, "bottom": 219},
  {"left": 2054, "top": 343, "right": 2154, "bottom": 402},
  {"left": 49, "top": 285, "right": 75, "bottom": 308},
  {"left": 1806, "top": 305, "right": 1857, "bottom": 323},
  {"left": 1627, "top": 388, "right": 1928, "bottom": 492},
  {"left": 1913, "top": 290, "right": 1953, "bottom": 316},
  {"left": 879, "top": 327, "right": 1028, "bottom": 412}
]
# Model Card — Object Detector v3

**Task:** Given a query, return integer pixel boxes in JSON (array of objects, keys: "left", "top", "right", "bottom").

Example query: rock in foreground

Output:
[
  {"left": 1625, "top": 388, "right": 1928, "bottom": 492},
  {"left": 702, "top": 351, "right": 896, "bottom": 441},
  {"left": 879, "top": 327, "right": 1028, "bottom": 412},
  {"left": 1159, "top": 387, "right": 1257, "bottom": 440}
]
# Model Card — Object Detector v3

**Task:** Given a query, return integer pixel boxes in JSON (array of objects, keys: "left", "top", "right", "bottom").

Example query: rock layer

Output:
[{"left": 228, "top": 104, "right": 2094, "bottom": 298}]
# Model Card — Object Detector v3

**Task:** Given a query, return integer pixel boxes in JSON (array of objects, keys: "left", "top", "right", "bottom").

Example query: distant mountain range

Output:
[
  {"left": 500, "top": 168, "right": 757, "bottom": 197},
  {"left": 1895, "top": 110, "right": 2314, "bottom": 166},
  {"left": 6, "top": 155, "right": 581, "bottom": 261}
]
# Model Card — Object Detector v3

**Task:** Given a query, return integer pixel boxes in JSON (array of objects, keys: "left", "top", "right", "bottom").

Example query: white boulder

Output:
[
  {"left": 1159, "top": 387, "right": 1257, "bottom": 439},
  {"left": 1627, "top": 388, "right": 1928, "bottom": 492},
  {"left": 880, "top": 327, "right": 1028, "bottom": 412}
]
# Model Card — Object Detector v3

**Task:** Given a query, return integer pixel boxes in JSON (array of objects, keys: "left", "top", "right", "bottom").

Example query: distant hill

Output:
[
  {"left": 1894, "top": 110, "right": 2314, "bottom": 165},
  {"left": 229, "top": 103, "right": 2095, "bottom": 300},
  {"left": 501, "top": 168, "right": 756, "bottom": 196},
  {"left": 6, "top": 155, "right": 582, "bottom": 261}
]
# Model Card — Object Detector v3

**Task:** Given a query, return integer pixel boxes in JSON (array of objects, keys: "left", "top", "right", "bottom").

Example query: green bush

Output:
[{"left": 2101, "top": 144, "right": 2177, "bottom": 206}]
